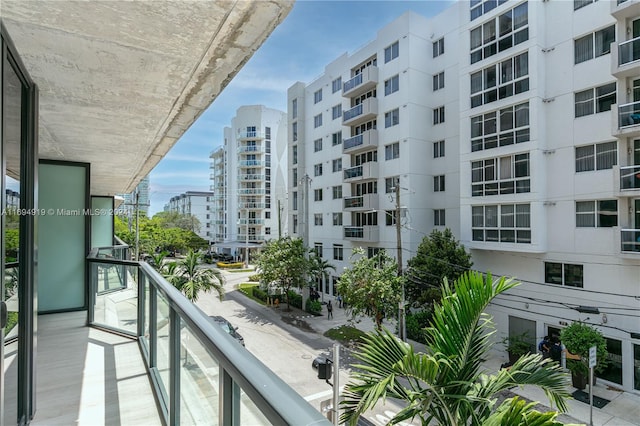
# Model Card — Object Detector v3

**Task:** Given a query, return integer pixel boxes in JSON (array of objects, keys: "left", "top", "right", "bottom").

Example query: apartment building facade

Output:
[
  {"left": 288, "top": 1, "right": 640, "bottom": 393},
  {"left": 165, "top": 191, "right": 214, "bottom": 242},
  {"left": 209, "top": 105, "right": 288, "bottom": 256}
]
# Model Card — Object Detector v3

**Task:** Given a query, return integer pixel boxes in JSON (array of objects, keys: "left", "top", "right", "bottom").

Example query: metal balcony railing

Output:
[
  {"left": 618, "top": 101, "right": 640, "bottom": 128},
  {"left": 620, "top": 165, "right": 640, "bottom": 190},
  {"left": 621, "top": 229, "right": 640, "bottom": 252},
  {"left": 619, "top": 36, "right": 640, "bottom": 66}
]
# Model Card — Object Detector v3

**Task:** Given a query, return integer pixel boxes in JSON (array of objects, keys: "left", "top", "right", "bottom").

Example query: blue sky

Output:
[{"left": 148, "top": 0, "right": 453, "bottom": 215}]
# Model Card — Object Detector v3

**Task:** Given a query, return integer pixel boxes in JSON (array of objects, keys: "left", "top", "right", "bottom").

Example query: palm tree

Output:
[
  {"left": 168, "top": 250, "right": 225, "bottom": 303},
  {"left": 309, "top": 252, "right": 336, "bottom": 297},
  {"left": 340, "top": 271, "right": 570, "bottom": 425}
]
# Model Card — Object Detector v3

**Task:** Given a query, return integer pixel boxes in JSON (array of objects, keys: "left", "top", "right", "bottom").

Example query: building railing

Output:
[
  {"left": 238, "top": 218, "right": 265, "bottom": 225},
  {"left": 618, "top": 101, "right": 640, "bottom": 128},
  {"left": 621, "top": 229, "right": 640, "bottom": 252},
  {"left": 343, "top": 73, "right": 364, "bottom": 94},
  {"left": 87, "top": 245, "right": 327, "bottom": 425},
  {"left": 620, "top": 165, "right": 640, "bottom": 190},
  {"left": 343, "top": 226, "right": 364, "bottom": 238},
  {"left": 239, "top": 160, "right": 265, "bottom": 167},
  {"left": 237, "top": 234, "right": 265, "bottom": 242},
  {"left": 343, "top": 134, "right": 364, "bottom": 150},
  {"left": 239, "top": 202, "right": 266, "bottom": 209},
  {"left": 239, "top": 174, "right": 265, "bottom": 181},
  {"left": 618, "top": 35, "right": 640, "bottom": 66},
  {"left": 344, "top": 196, "right": 364, "bottom": 209},
  {"left": 343, "top": 103, "right": 364, "bottom": 122},
  {"left": 238, "top": 188, "right": 266, "bottom": 195},
  {"left": 237, "top": 145, "right": 264, "bottom": 153},
  {"left": 343, "top": 165, "right": 364, "bottom": 180},
  {"left": 238, "top": 131, "right": 265, "bottom": 140}
]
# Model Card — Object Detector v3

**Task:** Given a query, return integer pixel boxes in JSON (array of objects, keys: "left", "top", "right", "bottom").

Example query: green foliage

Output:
[
  {"left": 155, "top": 250, "right": 225, "bottom": 303},
  {"left": 305, "top": 298, "right": 322, "bottom": 315},
  {"left": 502, "top": 332, "right": 535, "bottom": 357},
  {"left": 287, "top": 290, "right": 302, "bottom": 309},
  {"left": 247, "top": 274, "right": 261, "bottom": 282},
  {"left": 5, "top": 228, "right": 19, "bottom": 259},
  {"left": 5, "top": 311, "right": 18, "bottom": 334},
  {"left": 405, "top": 309, "right": 432, "bottom": 343},
  {"left": 405, "top": 228, "right": 473, "bottom": 309},
  {"left": 560, "top": 321, "right": 608, "bottom": 374},
  {"left": 337, "top": 248, "right": 402, "bottom": 329},
  {"left": 340, "top": 272, "right": 570, "bottom": 426},
  {"left": 252, "top": 287, "right": 268, "bottom": 302},
  {"left": 217, "top": 262, "right": 244, "bottom": 269},
  {"left": 482, "top": 397, "right": 572, "bottom": 426},
  {"left": 308, "top": 252, "right": 335, "bottom": 289},
  {"left": 324, "top": 325, "right": 367, "bottom": 344}
]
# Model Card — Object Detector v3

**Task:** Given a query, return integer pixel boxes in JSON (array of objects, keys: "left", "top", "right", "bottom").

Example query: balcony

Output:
[
  {"left": 239, "top": 173, "right": 265, "bottom": 181},
  {"left": 237, "top": 234, "right": 266, "bottom": 242},
  {"left": 237, "top": 144, "right": 264, "bottom": 153},
  {"left": 343, "top": 225, "right": 379, "bottom": 242},
  {"left": 614, "top": 101, "right": 640, "bottom": 138},
  {"left": 343, "top": 129, "right": 378, "bottom": 155},
  {"left": 620, "top": 165, "right": 640, "bottom": 192},
  {"left": 343, "top": 193, "right": 378, "bottom": 211},
  {"left": 238, "top": 130, "right": 265, "bottom": 140},
  {"left": 238, "top": 218, "right": 265, "bottom": 225},
  {"left": 611, "top": 0, "right": 640, "bottom": 19},
  {"left": 238, "top": 188, "right": 266, "bottom": 195},
  {"left": 621, "top": 229, "right": 640, "bottom": 253},
  {"left": 239, "top": 202, "right": 266, "bottom": 209},
  {"left": 343, "top": 162, "right": 379, "bottom": 183},
  {"left": 342, "top": 66, "right": 378, "bottom": 98},
  {"left": 342, "top": 98, "right": 378, "bottom": 127},
  {"left": 612, "top": 36, "right": 640, "bottom": 78},
  {"left": 238, "top": 159, "right": 265, "bottom": 167}
]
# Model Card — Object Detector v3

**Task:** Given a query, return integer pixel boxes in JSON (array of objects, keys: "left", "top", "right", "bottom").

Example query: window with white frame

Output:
[
  {"left": 314, "top": 138, "right": 323, "bottom": 152},
  {"left": 332, "top": 158, "right": 342, "bottom": 173},
  {"left": 332, "top": 104, "right": 342, "bottom": 120},
  {"left": 576, "top": 200, "right": 618, "bottom": 227},
  {"left": 470, "top": 0, "right": 509, "bottom": 21},
  {"left": 292, "top": 98, "right": 297, "bottom": 119},
  {"left": 292, "top": 122, "right": 298, "bottom": 141},
  {"left": 574, "top": 0, "right": 597, "bottom": 11},
  {"left": 314, "top": 113, "right": 323, "bottom": 128},
  {"left": 575, "top": 141, "right": 617, "bottom": 172},
  {"left": 472, "top": 203, "right": 531, "bottom": 243},
  {"left": 314, "top": 163, "right": 323, "bottom": 177},
  {"left": 385, "top": 108, "right": 400, "bottom": 128},
  {"left": 333, "top": 244, "right": 344, "bottom": 260},
  {"left": 433, "top": 37, "right": 444, "bottom": 57},
  {"left": 471, "top": 153, "right": 530, "bottom": 196},
  {"left": 314, "top": 89, "right": 322, "bottom": 104},
  {"left": 434, "top": 209, "right": 445, "bottom": 226},
  {"left": 433, "top": 140, "right": 445, "bottom": 158},
  {"left": 332, "top": 77, "right": 342, "bottom": 94},
  {"left": 314, "top": 213, "right": 323, "bottom": 226},
  {"left": 314, "top": 188, "right": 323, "bottom": 201},
  {"left": 433, "top": 71, "right": 445, "bottom": 91},
  {"left": 332, "top": 185, "right": 342, "bottom": 199},
  {"left": 471, "top": 101, "right": 530, "bottom": 152},
  {"left": 385, "top": 210, "right": 398, "bottom": 226},
  {"left": 314, "top": 243, "right": 323, "bottom": 257},
  {"left": 384, "top": 75, "right": 399, "bottom": 95},
  {"left": 574, "top": 25, "right": 615, "bottom": 64},
  {"left": 385, "top": 176, "right": 399, "bottom": 193},
  {"left": 470, "top": 52, "right": 529, "bottom": 108},
  {"left": 385, "top": 142, "right": 400, "bottom": 160},
  {"left": 433, "top": 106, "right": 445, "bottom": 125},
  {"left": 470, "top": 2, "right": 528, "bottom": 65},
  {"left": 574, "top": 83, "right": 616, "bottom": 118},
  {"left": 292, "top": 145, "right": 297, "bottom": 165},
  {"left": 384, "top": 41, "right": 399, "bottom": 63},
  {"left": 292, "top": 168, "right": 298, "bottom": 187},
  {"left": 434, "top": 175, "right": 445, "bottom": 192},
  {"left": 292, "top": 191, "right": 298, "bottom": 210},
  {"left": 545, "top": 262, "right": 583, "bottom": 288},
  {"left": 354, "top": 181, "right": 377, "bottom": 196},
  {"left": 333, "top": 212, "right": 343, "bottom": 226},
  {"left": 332, "top": 131, "right": 342, "bottom": 146}
]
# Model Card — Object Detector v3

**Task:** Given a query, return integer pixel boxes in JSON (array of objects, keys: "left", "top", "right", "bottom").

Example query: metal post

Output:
[
  {"left": 135, "top": 191, "right": 140, "bottom": 261},
  {"left": 589, "top": 366, "right": 594, "bottom": 426},
  {"left": 394, "top": 185, "right": 406, "bottom": 341},
  {"left": 332, "top": 343, "right": 340, "bottom": 426},
  {"left": 244, "top": 209, "right": 249, "bottom": 268}
]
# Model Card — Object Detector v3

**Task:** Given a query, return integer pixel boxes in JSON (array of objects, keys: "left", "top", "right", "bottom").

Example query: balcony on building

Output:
[
  {"left": 238, "top": 234, "right": 266, "bottom": 242},
  {"left": 342, "top": 97, "right": 378, "bottom": 127},
  {"left": 237, "top": 130, "right": 266, "bottom": 140},
  {"left": 343, "top": 162, "right": 379, "bottom": 183},
  {"left": 620, "top": 229, "right": 640, "bottom": 253},
  {"left": 238, "top": 218, "right": 265, "bottom": 225},
  {"left": 238, "top": 159, "right": 266, "bottom": 167},
  {"left": 612, "top": 35, "right": 640, "bottom": 78},
  {"left": 239, "top": 202, "right": 266, "bottom": 209},
  {"left": 343, "top": 225, "right": 379, "bottom": 242},
  {"left": 611, "top": 0, "right": 640, "bottom": 20},
  {"left": 614, "top": 101, "right": 640, "bottom": 138},
  {"left": 616, "top": 164, "right": 640, "bottom": 193},
  {"left": 239, "top": 173, "right": 266, "bottom": 181},
  {"left": 238, "top": 188, "right": 266, "bottom": 195},
  {"left": 342, "top": 66, "right": 378, "bottom": 98},
  {"left": 343, "top": 193, "right": 379, "bottom": 211},
  {"left": 237, "top": 143, "right": 264, "bottom": 153},
  {"left": 342, "top": 129, "right": 378, "bottom": 155}
]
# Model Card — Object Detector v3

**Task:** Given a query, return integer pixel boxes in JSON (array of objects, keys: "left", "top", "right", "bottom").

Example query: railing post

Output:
[
  {"left": 220, "top": 369, "right": 241, "bottom": 426},
  {"left": 137, "top": 269, "right": 145, "bottom": 339},
  {"left": 169, "top": 309, "right": 180, "bottom": 425}
]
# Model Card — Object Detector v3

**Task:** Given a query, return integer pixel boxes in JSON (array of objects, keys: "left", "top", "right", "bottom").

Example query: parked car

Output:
[{"left": 208, "top": 316, "right": 245, "bottom": 346}]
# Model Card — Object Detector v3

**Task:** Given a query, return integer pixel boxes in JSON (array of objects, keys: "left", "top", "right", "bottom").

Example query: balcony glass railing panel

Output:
[
  {"left": 618, "top": 101, "right": 640, "bottom": 128},
  {"left": 240, "top": 390, "right": 271, "bottom": 425},
  {"left": 343, "top": 104, "right": 363, "bottom": 122},
  {"left": 621, "top": 165, "right": 640, "bottom": 190},
  {"left": 90, "top": 261, "right": 138, "bottom": 334},
  {"left": 343, "top": 134, "right": 364, "bottom": 150},
  {"left": 343, "top": 166, "right": 363, "bottom": 180},
  {"left": 344, "top": 196, "right": 364, "bottom": 209},
  {"left": 344, "top": 227, "right": 364, "bottom": 238},
  {"left": 156, "top": 292, "right": 171, "bottom": 405},
  {"left": 343, "top": 73, "right": 364, "bottom": 93},
  {"left": 619, "top": 36, "right": 640, "bottom": 66},
  {"left": 4, "top": 262, "right": 19, "bottom": 341},
  {"left": 621, "top": 229, "right": 640, "bottom": 252}
]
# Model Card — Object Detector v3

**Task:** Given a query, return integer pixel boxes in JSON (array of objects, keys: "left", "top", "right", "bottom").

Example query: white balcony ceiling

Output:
[{"left": 1, "top": 0, "right": 293, "bottom": 195}]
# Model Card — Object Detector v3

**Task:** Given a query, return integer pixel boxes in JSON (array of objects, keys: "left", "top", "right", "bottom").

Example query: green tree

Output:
[
  {"left": 405, "top": 228, "right": 473, "bottom": 308},
  {"left": 337, "top": 248, "right": 402, "bottom": 329},
  {"left": 308, "top": 252, "right": 335, "bottom": 293},
  {"left": 154, "top": 211, "right": 201, "bottom": 233},
  {"left": 340, "top": 272, "right": 570, "bottom": 425},
  {"left": 166, "top": 250, "right": 224, "bottom": 303},
  {"left": 254, "top": 237, "right": 309, "bottom": 311}
]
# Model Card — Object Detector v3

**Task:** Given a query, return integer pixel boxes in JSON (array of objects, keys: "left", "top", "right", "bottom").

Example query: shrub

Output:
[
  {"left": 238, "top": 283, "right": 258, "bottom": 296},
  {"left": 405, "top": 309, "right": 432, "bottom": 343},
  {"left": 247, "top": 273, "right": 261, "bottom": 282},
  {"left": 305, "top": 298, "right": 322, "bottom": 315},
  {"left": 217, "top": 261, "right": 244, "bottom": 269},
  {"left": 253, "top": 286, "right": 268, "bottom": 302},
  {"left": 286, "top": 290, "right": 302, "bottom": 309}
]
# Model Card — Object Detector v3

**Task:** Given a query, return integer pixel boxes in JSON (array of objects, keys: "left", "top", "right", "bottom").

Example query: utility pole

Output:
[
  {"left": 244, "top": 208, "right": 249, "bottom": 268},
  {"left": 135, "top": 190, "right": 140, "bottom": 261},
  {"left": 394, "top": 185, "right": 406, "bottom": 342}
]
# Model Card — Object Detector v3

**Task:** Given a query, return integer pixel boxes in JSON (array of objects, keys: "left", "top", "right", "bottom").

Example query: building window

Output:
[
  {"left": 333, "top": 244, "right": 344, "bottom": 261},
  {"left": 471, "top": 0, "right": 509, "bottom": 21},
  {"left": 367, "top": 247, "right": 383, "bottom": 258},
  {"left": 314, "top": 188, "right": 323, "bottom": 201},
  {"left": 293, "top": 215, "right": 298, "bottom": 233},
  {"left": 332, "top": 158, "right": 342, "bottom": 173},
  {"left": 575, "top": 141, "right": 617, "bottom": 172},
  {"left": 292, "top": 122, "right": 297, "bottom": 141},
  {"left": 574, "top": 0, "right": 597, "bottom": 10},
  {"left": 292, "top": 191, "right": 298, "bottom": 210},
  {"left": 472, "top": 203, "right": 531, "bottom": 243},
  {"left": 545, "top": 262, "right": 583, "bottom": 287},
  {"left": 314, "top": 113, "right": 323, "bottom": 128},
  {"left": 433, "top": 140, "right": 445, "bottom": 158},
  {"left": 314, "top": 138, "right": 323, "bottom": 152},
  {"left": 314, "top": 89, "right": 323, "bottom": 104},
  {"left": 314, "top": 163, "right": 323, "bottom": 177},
  {"left": 332, "top": 131, "right": 342, "bottom": 146},
  {"left": 265, "top": 227, "right": 271, "bottom": 235},
  {"left": 574, "top": 82, "right": 616, "bottom": 118},
  {"left": 332, "top": 104, "right": 342, "bottom": 120},
  {"left": 576, "top": 200, "right": 618, "bottom": 227},
  {"left": 332, "top": 185, "right": 343, "bottom": 199},
  {"left": 385, "top": 210, "right": 398, "bottom": 226},
  {"left": 292, "top": 145, "right": 297, "bottom": 165},
  {"left": 574, "top": 25, "right": 615, "bottom": 64},
  {"left": 385, "top": 108, "right": 400, "bottom": 128},
  {"left": 333, "top": 212, "right": 343, "bottom": 226},
  {"left": 433, "top": 106, "right": 445, "bottom": 125},
  {"left": 265, "top": 212, "right": 271, "bottom": 219},
  {"left": 434, "top": 175, "right": 445, "bottom": 192},
  {"left": 384, "top": 41, "right": 399, "bottom": 63},
  {"left": 470, "top": 2, "right": 528, "bottom": 65},
  {"left": 292, "top": 168, "right": 298, "bottom": 187},
  {"left": 265, "top": 126, "right": 271, "bottom": 139},
  {"left": 385, "top": 142, "right": 400, "bottom": 160},
  {"left": 471, "top": 52, "right": 529, "bottom": 108},
  {"left": 332, "top": 77, "right": 342, "bottom": 94},
  {"left": 433, "top": 71, "right": 445, "bottom": 91},
  {"left": 434, "top": 209, "right": 446, "bottom": 226},
  {"left": 314, "top": 243, "right": 323, "bottom": 257},
  {"left": 471, "top": 101, "right": 530, "bottom": 152},
  {"left": 433, "top": 37, "right": 444, "bottom": 57},
  {"left": 384, "top": 75, "right": 399, "bottom": 95},
  {"left": 385, "top": 176, "right": 399, "bottom": 193},
  {"left": 292, "top": 98, "right": 297, "bottom": 119},
  {"left": 471, "top": 153, "right": 530, "bottom": 196},
  {"left": 314, "top": 213, "right": 323, "bottom": 226}
]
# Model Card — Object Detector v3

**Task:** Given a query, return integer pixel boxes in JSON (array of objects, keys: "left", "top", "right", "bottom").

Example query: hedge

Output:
[{"left": 216, "top": 261, "right": 244, "bottom": 269}]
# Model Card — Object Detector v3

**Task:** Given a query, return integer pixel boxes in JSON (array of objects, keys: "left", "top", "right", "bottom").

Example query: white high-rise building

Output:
[
  {"left": 288, "top": 2, "right": 640, "bottom": 393},
  {"left": 209, "top": 105, "right": 288, "bottom": 258},
  {"left": 118, "top": 176, "right": 150, "bottom": 215},
  {"left": 166, "top": 191, "right": 214, "bottom": 241}
]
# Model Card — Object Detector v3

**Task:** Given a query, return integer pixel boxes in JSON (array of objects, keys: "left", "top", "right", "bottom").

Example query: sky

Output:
[{"left": 148, "top": 0, "right": 453, "bottom": 215}]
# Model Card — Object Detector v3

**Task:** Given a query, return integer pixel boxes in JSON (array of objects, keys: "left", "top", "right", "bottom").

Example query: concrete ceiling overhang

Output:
[{"left": 1, "top": 0, "right": 293, "bottom": 195}]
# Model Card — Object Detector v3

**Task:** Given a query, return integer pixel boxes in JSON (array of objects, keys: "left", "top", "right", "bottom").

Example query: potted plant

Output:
[
  {"left": 502, "top": 332, "right": 534, "bottom": 364},
  {"left": 560, "top": 322, "right": 608, "bottom": 390}
]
